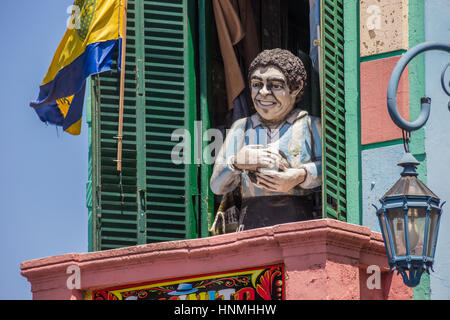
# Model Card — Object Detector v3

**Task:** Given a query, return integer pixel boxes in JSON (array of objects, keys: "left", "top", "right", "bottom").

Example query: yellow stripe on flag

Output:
[
  {"left": 42, "top": 0, "right": 121, "bottom": 86},
  {"left": 56, "top": 96, "right": 82, "bottom": 135}
]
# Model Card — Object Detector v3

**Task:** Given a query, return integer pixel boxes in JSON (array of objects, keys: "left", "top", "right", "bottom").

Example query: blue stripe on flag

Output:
[{"left": 30, "top": 38, "right": 119, "bottom": 110}]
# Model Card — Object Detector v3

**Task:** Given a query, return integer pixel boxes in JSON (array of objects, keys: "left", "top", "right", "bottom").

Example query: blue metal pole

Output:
[{"left": 387, "top": 42, "right": 450, "bottom": 131}]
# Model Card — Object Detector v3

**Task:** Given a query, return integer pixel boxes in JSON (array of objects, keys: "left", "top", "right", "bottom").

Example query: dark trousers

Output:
[{"left": 239, "top": 195, "right": 315, "bottom": 231}]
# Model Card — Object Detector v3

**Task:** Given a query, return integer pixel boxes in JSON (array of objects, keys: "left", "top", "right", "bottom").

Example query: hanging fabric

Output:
[{"left": 212, "top": 0, "right": 260, "bottom": 111}]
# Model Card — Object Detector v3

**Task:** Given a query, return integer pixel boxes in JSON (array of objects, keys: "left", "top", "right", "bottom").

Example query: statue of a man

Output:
[{"left": 210, "top": 48, "right": 322, "bottom": 231}]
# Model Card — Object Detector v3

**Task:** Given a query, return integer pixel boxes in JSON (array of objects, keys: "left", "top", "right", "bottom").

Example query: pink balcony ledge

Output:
[{"left": 20, "top": 219, "right": 412, "bottom": 300}]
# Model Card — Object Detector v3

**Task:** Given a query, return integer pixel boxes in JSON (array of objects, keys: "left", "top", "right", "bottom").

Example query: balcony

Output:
[{"left": 21, "top": 219, "right": 412, "bottom": 300}]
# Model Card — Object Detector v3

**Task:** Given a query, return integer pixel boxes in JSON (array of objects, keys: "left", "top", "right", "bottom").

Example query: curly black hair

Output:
[{"left": 248, "top": 48, "right": 307, "bottom": 102}]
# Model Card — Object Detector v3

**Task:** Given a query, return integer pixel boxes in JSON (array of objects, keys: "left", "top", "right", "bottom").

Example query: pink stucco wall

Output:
[
  {"left": 21, "top": 219, "right": 412, "bottom": 300},
  {"left": 361, "top": 55, "right": 410, "bottom": 145}
]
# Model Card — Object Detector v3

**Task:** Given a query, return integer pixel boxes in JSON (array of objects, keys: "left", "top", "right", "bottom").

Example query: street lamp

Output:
[
  {"left": 374, "top": 152, "right": 444, "bottom": 287},
  {"left": 374, "top": 42, "right": 449, "bottom": 287}
]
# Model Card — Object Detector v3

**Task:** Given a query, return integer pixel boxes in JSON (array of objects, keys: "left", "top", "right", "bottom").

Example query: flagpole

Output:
[{"left": 116, "top": 0, "right": 128, "bottom": 172}]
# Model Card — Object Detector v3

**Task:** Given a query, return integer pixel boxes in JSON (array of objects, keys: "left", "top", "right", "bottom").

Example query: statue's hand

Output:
[
  {"left": 233, "top": 145, "right": 284, "bottom": 171},
  {"left": 254, "top": 168, "right": 307, "bottom": 193}
]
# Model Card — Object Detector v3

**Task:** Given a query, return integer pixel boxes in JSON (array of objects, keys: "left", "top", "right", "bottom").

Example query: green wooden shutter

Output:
[
  {"left": 198, "top": 0, "right": 214, "bottom": 237},
  {"left": 143, "top": 0, "right": 198, "bottom": 243},
  {"left": 86, "top": 78, "right": 94, "bottom": 252},
  {"left": 89, "top": 0, "right": 198, "bottom": 251},
  {"left": 90, "top": 0, "right": 139, "bottom": 250},
  {"left": 320, "top": 0, "right": 347, "bottom": 221}
]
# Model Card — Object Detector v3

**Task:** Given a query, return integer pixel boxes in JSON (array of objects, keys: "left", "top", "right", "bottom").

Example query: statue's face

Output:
[{"left": 250, "top": 66, "right": 301, "bottom": 125}]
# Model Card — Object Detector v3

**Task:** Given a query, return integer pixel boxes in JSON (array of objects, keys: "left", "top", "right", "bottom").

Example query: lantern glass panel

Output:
[
  {"left": 426, "top": 208, "right": 440, "bottom": 258},
  {"left": 407, "top": 208, "right": 426, "bottom": 256},
  {"left": 379, "top": 211, "right": 393, "bottom": 258},
  {"left": 388, "top": 209, "right": 406, "bottom": 256}
]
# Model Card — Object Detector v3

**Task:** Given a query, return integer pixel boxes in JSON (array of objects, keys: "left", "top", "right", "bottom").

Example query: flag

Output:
[{"left": 30, "top": 0, "right": 124, "bottom": 135}]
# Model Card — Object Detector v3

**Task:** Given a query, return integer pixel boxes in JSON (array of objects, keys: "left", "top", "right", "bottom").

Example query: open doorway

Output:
[{"left": 207, "top": 0, "right": 322, "bottom": 223}]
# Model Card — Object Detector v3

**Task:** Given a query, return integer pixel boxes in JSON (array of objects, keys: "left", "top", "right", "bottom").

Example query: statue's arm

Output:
[
  {"left": 210, "top": 118, "right": 247, "bottom": 195},
  {"left": 298, "top": 116, "right": 322, "bottom": 189}
]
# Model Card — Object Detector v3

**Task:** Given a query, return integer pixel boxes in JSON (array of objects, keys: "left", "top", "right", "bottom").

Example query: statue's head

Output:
[{"left": 248, "top": 48, "right": 307, "bottom": 125}]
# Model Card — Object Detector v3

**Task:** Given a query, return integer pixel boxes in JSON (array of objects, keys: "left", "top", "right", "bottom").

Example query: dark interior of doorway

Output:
[{"left": 210, "top": 0, "right": 312, "bottom": 131}]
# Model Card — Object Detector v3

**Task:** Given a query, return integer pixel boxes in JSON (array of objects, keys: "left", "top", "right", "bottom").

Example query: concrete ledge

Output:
[{"left": 20, "top": 219, "right": 412, "bottom": 300}]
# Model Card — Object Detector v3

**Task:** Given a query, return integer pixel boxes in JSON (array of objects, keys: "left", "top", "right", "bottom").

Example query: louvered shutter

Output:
[
  {"left": 90, "top": 0, "right": 139, "bottom": 250},
  {"left": 320, "top": 0, "right": 347, "bottom": 221},
  {"left": 89, "top": 0, "right": 198, "bottom": 251},
  {"left": 143, "top": 0, "right": 198, "bottom": 243},
  {"left": 86, "top": 79, "right": 94, "bottom": 252}
]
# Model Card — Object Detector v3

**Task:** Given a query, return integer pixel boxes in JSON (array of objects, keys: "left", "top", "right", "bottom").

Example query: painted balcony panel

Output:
[{"left": 361, "top": 56, "right": 409, "bottom": 145}]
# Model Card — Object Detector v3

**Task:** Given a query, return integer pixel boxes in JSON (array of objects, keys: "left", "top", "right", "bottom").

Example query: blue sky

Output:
[{"left": 0, "top": 1, "right": 89, "bottom": 299}]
